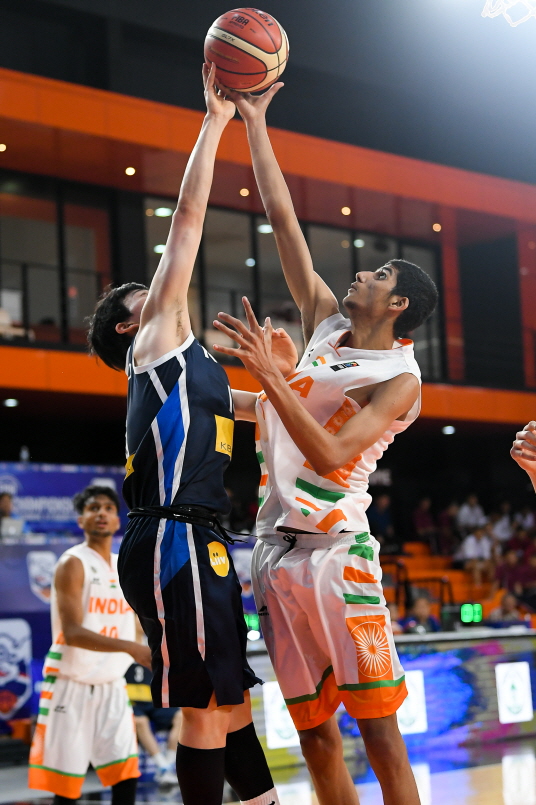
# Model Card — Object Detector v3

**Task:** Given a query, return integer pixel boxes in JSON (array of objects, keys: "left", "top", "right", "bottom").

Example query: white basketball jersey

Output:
[
  {"left": 255, "top": 313, "right": 421, "bottom": 538},
  {"left": 46, "top": 543, "right": 135, "bottom": 685}
]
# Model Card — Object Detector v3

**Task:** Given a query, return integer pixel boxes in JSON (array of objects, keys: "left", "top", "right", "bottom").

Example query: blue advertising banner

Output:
[{"left": 0, "top": 462, "right": 128, "bottom": 534}]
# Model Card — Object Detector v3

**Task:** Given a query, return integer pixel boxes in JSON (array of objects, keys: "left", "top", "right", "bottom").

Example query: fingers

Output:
[
  {"left": 264, "top": 81, "right": 284, "bottom": 101},
  {"left": 242, "top": 296, "right": 262, "bottom": 333},
  {"left": 217, "top": 311, "right": 251, "bottom": 336},
  {"left": 207, "top": 61, "right": 216, "bottom": 90},
  {"left": 213, "top": 319, "right": 249, "bottom": 348},
  {"left": 213, "top": 344, "right": 243, "bottom": 358},
  {"left": 515, "top": 429, "right": 536, "bottom": 448},
  {"left": 215, "top": 79, "right": 241, "bottom": 103},
  {"left": 263, "top": 316, "right": 273, "bottom": 352}
]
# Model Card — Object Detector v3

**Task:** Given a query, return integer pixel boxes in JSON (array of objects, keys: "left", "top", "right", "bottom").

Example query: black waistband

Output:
[{"left": 127, "top": 504, "right": 244, "bottom": 545}]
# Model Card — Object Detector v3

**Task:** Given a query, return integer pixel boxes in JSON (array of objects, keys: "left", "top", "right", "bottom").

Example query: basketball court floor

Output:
[{"left": 3, "top": 737, "right": 535, "bottom": 805}]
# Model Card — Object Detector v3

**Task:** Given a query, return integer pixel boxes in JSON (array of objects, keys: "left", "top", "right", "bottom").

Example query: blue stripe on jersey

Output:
[
  {"left": 156, "top": 384, "right": 186, "bottom": 506},
  {"left": 159, "top": 520, "right": 190, "bottom": 590}
]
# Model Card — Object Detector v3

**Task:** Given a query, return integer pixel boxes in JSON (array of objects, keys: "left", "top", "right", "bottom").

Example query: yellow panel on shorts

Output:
[
  {"left": 215, "top": 415, "right": 234, "bottom": 457},
  {"left": 208, "top": 541, "right": 230, "bottom": 577},
  {"left": 125, "top": 453, "right": 135, "bottom": 478}
]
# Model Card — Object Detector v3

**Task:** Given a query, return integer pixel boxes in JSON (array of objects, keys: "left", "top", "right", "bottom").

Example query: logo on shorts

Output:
[
  {"left": 208, "top": 542, "right": 230, "bottom": 577},
  {"left": 330, "top": 361, "right": 360, "bottom": 372},
  {"left": 258, "top": 605, "right": 269, "bottom": 617},
  {"left": 346, "top": 615, "right": 393, "bottom": 681},
  {"left": 54, "top": 705, "right": 66, "bottom": 713}
]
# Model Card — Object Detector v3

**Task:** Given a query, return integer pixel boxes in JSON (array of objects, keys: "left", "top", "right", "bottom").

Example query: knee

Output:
[
  {"left": 298, "top": 723, "right": 341, "bottom": 764},
  {"left": 359, "top": 717, "right": 406, "bottom": 766}
]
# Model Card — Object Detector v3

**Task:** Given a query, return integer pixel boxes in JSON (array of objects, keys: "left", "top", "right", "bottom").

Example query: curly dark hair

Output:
[
  {"left": 87, "top": 283, "right": 147, "bottom": 371},
  {"left": 73, "top": 485, "right": 121, "bottom": 514},
  {"left": 388, "top": 259, "right": 438, "bottom": 338}
]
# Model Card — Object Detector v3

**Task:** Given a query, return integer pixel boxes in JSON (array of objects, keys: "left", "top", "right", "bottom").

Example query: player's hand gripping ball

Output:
[{"left": 204, "top": 8, "right": 289, "bottom": 92}]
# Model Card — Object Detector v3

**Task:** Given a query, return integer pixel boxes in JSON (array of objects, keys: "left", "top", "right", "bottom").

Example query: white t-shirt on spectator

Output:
[
  {"left": 458, "top": 534, "right": 492, "bottom": 561},
  {"left": 516, "top": 511, "right": 535, "bottom": 531},
  {"left": 492, "top": 515, "right": 513, "bottom": 543},
  {"left": 457, "top": 503, "right": 487, "bottom": 531}
]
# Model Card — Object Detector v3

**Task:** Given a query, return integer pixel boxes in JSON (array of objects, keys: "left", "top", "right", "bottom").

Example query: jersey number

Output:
[{"left": 99, "top": 625, "right": 118, "bottom": 638}]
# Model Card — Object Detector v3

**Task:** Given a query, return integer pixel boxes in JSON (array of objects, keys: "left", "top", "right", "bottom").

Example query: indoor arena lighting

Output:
[
  {"left": 432, "top": 223, "right": 442, "bottom": 232},
  {"left": 240, "top": 188, "right": 250, "bottom": 197},
  {"left": 354, "top": 238, "right": 365, "bottom": 248},
  {"left": 247, "top": 630, "right": 261, "bottom": 641},
  {"left": 442, "top": 425, "right": 456, "bottom": 435},
  {"left": 341, "top": 240, "right": 350, "bottom": 249},
  {"left": 3, "top": 398, "right": 19, "bottom": 407},
  {"left": 145, "top": 209, "right": 154, "bottom": 216},
  {"left": 245, "top": 258, "right": 256, "bottom": 267},
  {"left": 0, "top": 144, "right": 6, "bottom": 152},
  {"left": 341, "top": 206, "right": 351, "bottom": 216},
  {"left": 155, "top": 207, "right": 173, "bottom": 217},
  {"left": 125, "top": 167, "right": 136, "bottom": 176},
  {"left": 257, "top": 223, "right": 273, "bottom": 234},
  {"left": 154, "top": 244, "right": 166, "bottom": 254}
]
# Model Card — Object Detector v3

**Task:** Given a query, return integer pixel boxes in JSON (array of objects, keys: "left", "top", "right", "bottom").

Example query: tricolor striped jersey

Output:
[
  {"left": 47, "top": 543, "right": 135, "bottom": 685},
  {"left": 123, "top": 333, "right": 234, "bottom": 514},
  {"left": 255, "top": 313, "right": 421, "bottom": 538}
]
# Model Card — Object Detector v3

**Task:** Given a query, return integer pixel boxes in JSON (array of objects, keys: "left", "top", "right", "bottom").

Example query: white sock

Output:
[
  {"left": 165, "top": 747, "right": 176, "bottom": 765},
  {"left": 152, "top": 751, "right": 168, "bottom": 770},
  {"left": 241, "top": 787, "right": 280, "bottom": 805}
]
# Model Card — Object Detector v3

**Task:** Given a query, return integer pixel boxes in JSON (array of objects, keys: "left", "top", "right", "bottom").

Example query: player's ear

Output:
[
  {"left": 115, "top": 320, "right": 139, "bottom": 336},
  {"left": 77, "top": 514, "right": 84, "bottom": 529},
  {"left": 388, "top": 295, "right": 409, "bottom": 312}
]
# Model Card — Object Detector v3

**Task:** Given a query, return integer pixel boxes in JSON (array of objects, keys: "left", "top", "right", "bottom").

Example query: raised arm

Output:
[
  {"left": 55, "top": 556, "right": 151, "bottom": 667},
  {"left": 511, "top": 421, "right": 536, "bottom": 493},
  {"left": 134, "top": 64, "right": 235, "bottom": 364},
  {"left": 219, "top": 82, "right": 338, "bottom": 344}
]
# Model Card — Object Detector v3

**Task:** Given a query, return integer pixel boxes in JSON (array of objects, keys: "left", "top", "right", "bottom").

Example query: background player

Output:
[
  {"left": 28, "top": 485, "right": 149, "bottom": 805},
  {"left": 88, "top": 65, "right": 282, "bottom": 805},
  {"left": 213, "top": 81, "right": 437, "bottom": 805}
]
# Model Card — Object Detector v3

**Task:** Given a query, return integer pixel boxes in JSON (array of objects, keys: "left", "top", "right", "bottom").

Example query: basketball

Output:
[{"left": 204, "top": 8, "right": 289, "bottom": 93}]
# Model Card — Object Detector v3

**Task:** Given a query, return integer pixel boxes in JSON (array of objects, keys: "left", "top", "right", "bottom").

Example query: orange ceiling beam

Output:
[
  {"left": 1, "top": 67, "right": 536, "bottom": 222},
  {"left": 0, "top": 345, "right": 535, "bottom": 426}
]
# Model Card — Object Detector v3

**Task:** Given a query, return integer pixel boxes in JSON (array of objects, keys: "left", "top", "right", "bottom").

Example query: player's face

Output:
[
  {"left": 124, "top": 289, "right": 149, "bottom": 325},
  {"left": 342, "top": 264, "right": 399, "bottom": 318},
  {"left": 78, "top": 495, "right": 120, "bottom": 539}
]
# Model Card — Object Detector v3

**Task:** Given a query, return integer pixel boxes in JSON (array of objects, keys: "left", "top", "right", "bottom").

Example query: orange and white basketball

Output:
[{"left": 204, "top": 8, "right": 289, "bottom": 93}]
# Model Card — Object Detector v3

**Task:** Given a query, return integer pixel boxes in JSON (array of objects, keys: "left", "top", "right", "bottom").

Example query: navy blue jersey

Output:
[{"left": 123, "top": 333, "right": 234, "bottom": 515}]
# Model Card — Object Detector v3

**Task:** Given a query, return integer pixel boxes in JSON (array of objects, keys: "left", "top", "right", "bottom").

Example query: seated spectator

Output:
[
  {"left": 457, "top": 494, "right": 487, "bottom": 536},
  {"left": 412, "top": 497, "right": 438, "bottom": 553},
  {"left": 367, "top": 493, "right": 395, "bottom": 547},
  {"left": 518, "top": 553, "right": 536, "bottom": 611},
  {"left": 399, "top": 596, "right": 441, "bottom": 634},
  {"left": 491, "top": 501, "right": 514, "bottom": 544},
  {"left": 457, "top": 525, "right": 494, "bottom": 585},
  {"left": 506, "top": 525, "right": 531, "bottom": 558},
  {"left": 386, "top": 601, "right": 403, "bottom": 634},
  {"left": 488, "top": 592, "right": 522, "bottom": 624},
  {"left": 437, "top": 501, "right": 460, "bottom": 556},
  {"left": 125, "top": 660, "right": 181, "bottom": 785},
  {"left": 515, "top": 504, "right": 535, "bottom": 532},
  {"left": 493, "top": 548, "right": 524, "bottom": 596},
  {"left": 0, "top": 491, "right": 26, "bottom": 541}
]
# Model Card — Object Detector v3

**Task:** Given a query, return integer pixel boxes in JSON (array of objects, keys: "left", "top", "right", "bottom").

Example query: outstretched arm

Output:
[
  {"left": 219, "top": 82, "right": 339, "bottom": 344},
  {"left": 215, "top": 300, "right": 419, "bottom": 474},
  {"left": 134, "top": 64, "right": 235, "bottom": 364}
]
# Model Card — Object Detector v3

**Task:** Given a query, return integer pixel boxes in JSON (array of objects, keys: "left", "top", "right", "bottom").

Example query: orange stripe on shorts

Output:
[
  {"left": 343, "top": 566, "right": 378, "bottom": 584},
  {"left": 295, "top": 497, "right": 321, "bottom": 512},
  {"left": 41, "top": 691, "right": 53, "bottom": 700},
  {"left": 259, "top": 474, "right": 268, "bottom": 486},
  {"left": 316, "top": 509, "right": 347, "bottom": 532}
]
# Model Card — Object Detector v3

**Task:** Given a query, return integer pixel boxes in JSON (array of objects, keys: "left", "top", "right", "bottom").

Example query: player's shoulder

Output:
[{"left": 302, "top": 313, "right": 349, "bottom": 359}]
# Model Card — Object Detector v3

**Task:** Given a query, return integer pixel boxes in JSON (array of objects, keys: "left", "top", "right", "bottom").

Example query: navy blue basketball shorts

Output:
[{"left": 118, "top": 516, "right": 261, "bottom": 709}]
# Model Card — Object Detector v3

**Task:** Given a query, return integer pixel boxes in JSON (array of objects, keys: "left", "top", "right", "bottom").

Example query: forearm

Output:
[
  {"left": 175, "top": 114, "right": 228, "bottom": 218},
  {"left": 232, "top": 389, "right": 257, "bottom": 422},
  {"left": 246, "top": 118, "right": 296, "bottom": 224},
  {"left": 64, "top": 624, "right": 136, "bottom": 655}
]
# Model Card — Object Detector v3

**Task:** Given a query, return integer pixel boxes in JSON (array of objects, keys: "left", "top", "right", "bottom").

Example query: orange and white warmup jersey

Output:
[
  {"left": 29, "top": 543, "right": 139, "bottom": 797},
  {"left": 252, "top": 313, "right": 421, "bottom": 730}
]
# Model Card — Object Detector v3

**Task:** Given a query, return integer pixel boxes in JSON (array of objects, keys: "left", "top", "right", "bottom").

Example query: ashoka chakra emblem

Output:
[{"left": 350, "top": 621, "right": 391, "bottom": 679}]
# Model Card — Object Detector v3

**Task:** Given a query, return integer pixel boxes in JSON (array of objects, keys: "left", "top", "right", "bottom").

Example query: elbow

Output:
[
  {"left": 63, "top": 627, "right": 79, "bottom": 646},
  {"left": 309, "top": 454, "right": 340, "bottom": 477},
  {"left": 174, "top": 202, "right": 204, "bottom": 223}
]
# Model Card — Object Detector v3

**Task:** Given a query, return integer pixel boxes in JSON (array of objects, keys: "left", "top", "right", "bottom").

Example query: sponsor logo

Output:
[
  {"left": 0, "top": 619, "right": 32, "bottom": 720},
  {"left": 26, "top": 551, "right": 57, "bottom": 603},
  {"left": 208, "top": 541, "right": 230, "bottom": 577},
  {"left": 330, "top": 361, "right": 360, "bottom": 372},
  {"left": 54, "top": 705, "right": 66, "bottom": 713},
  {"left": 214, "top": 415, "right": 234, "bottom": 457},
  {"left": 258, "top": 605, "right": 269, "bottom": 617},
  {"left": 125, "top": 454, "right": 135, "bottom": 480},
  {"left": 0, "top": 474, "right": 20, "bottom": 496}
]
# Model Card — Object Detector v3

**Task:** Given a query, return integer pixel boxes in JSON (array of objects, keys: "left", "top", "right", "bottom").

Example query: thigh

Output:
[
  {"left": 317, "top": 536, "right": 407, "bottom": 720},
  {"left": 28, "top": 677, "right": 92, "bottom": 797},
  {"left": 91, "top": 680, "right": 139, "bottom": 787},
  {"left": 253, "top": 541, "right": 340, "bottom": 732}
]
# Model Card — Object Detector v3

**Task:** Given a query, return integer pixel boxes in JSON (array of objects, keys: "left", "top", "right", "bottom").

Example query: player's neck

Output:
[
  {"left": 344, "top": 318, "right": 396, "bottom": 351},
  {"left": 84, "top": 535, "right": 113, "bottom": 565}
]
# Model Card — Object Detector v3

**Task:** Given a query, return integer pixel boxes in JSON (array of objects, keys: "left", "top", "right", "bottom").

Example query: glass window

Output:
[
  {"left": 0, "top": 175, "right": 60, "bottom": 342},
  {"left": 64, "top": 186, "right": 111, "bottom": 345},
  {"left": 308, "top": 225, "right": 353, "bottom": 311},
  {"left": 401, "top": 244, "right": 442, "bottom": 380},
  {"left": 144, "top": 196, "right": 202, "bottom": 339},
  {"left": 354, "top": 233, "right": 398, "bottom": 273},
  {"left": 256, "top": 216, "right": 303, "bottom": 356},
  {"left": 203, "top": 208, "right": 253, "bottom": 350}
]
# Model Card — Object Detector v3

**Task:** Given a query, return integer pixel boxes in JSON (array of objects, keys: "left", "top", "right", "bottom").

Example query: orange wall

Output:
[
  {"left": 1, "top": 67, "right": 536, "bottom": 222},
  {"left": 0, "top": 345, "right": 534, "bottom": 426}
]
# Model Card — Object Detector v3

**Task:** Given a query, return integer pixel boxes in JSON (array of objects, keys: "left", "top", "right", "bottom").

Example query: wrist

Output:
[
  {"left": 204, "top": 112, "right": 229, "bottom": 129},
  {"left": 261, "top": 367, "right": 286, "bottom": 391}
]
